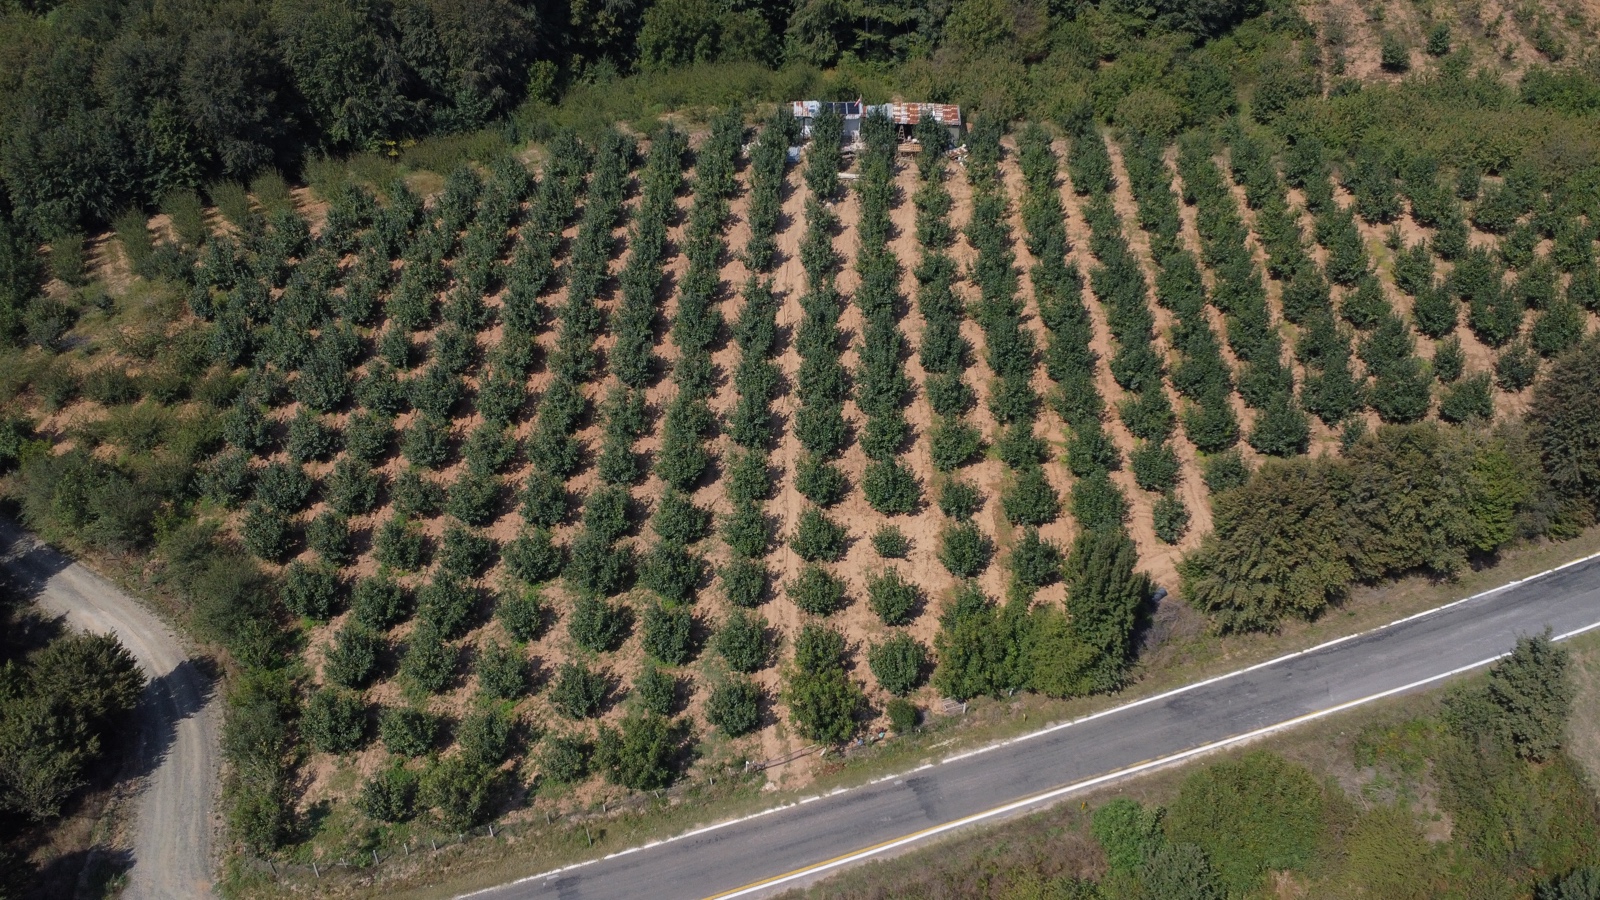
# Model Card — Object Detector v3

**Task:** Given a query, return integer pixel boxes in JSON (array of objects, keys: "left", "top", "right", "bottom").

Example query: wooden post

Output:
[{"left": 312, "top": 862, "right": 319, "bottom": 879}]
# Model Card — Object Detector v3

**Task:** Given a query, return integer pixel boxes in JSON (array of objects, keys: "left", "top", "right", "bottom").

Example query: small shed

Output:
[
  {"left": 790, "top": 100, "right": 865, "bottom": 141},
  {"left": 789, "top": 100, "right": 963, "bottom": 144},
  {"left": 873, "top": 103, "right": 964, "bottom": 142}
]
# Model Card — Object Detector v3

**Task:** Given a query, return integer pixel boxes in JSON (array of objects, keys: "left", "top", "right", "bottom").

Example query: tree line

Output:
[{"left": 1184, "top": 337, "right": 1600, "bottom": 632}]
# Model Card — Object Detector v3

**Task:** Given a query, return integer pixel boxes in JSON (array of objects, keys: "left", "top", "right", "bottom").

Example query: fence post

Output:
[
  {"left": 372, "top": 849, "right": 379, "bottom": 867},
  {"left": 488, "top": 824, "right": 495, "bottom": 838},
  {"left": 430, "top": 838, "right": 437, "bottom": 852},
  {"left": 312, "top": 862, "right": 319, "bottom": 879}
]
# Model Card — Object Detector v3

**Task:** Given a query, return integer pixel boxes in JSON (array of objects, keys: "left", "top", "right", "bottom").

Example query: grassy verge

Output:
[{"left": 235, "top": 529, "right": 1600, "bottom": 899}]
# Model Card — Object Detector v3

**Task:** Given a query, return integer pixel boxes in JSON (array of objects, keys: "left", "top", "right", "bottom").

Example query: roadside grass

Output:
[{"left": 231, "top": 529, "right": 1600, "bottom": 899}]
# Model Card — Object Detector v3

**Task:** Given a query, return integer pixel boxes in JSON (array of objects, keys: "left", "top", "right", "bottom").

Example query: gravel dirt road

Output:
[{"left": 1, "top": 520, "right": 219, "bottom": 899}]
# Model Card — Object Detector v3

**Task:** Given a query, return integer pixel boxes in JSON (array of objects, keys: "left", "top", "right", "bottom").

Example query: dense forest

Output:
[{"left": 0, "top": 0, "right": 1265, "bottom": 239}]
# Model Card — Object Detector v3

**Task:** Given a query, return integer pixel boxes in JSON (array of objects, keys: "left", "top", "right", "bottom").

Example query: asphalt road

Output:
[
  {"left": 1, "top": 521, "right": 219, "bottom": 900},
  {"left": 469, "top": 552, "right": 1600, "bottom": 900}
]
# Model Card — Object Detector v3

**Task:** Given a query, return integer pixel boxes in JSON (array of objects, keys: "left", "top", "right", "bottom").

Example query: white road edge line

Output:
[
  {"left": 705, "top": 617, "right": 1600, "bottom": 899},
  {"left": 457, "top": 550, "right": 1600, "bottom": 898}
]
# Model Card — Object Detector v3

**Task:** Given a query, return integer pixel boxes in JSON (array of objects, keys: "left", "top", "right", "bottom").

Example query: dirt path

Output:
[{"left": 0, "top": 520, "right": 219, "bottom": 900}]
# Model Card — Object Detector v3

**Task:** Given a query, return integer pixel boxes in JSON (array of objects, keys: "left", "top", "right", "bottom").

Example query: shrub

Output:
[
  {"left": 400, "top": 620, "right": 456, "bottom": 694},
  {"left": 1202, "top": 450, "right": 1250, "bottom": 494},
  {"left": 380, "top": 706, "right": 439, "bottom": 757},
  {"left": 1154, "top": 493, "right": 1192, "bottom": 544},
  {"left": 653, "top": 489, "right": 712, "bottom": 545},
  {"left": 417, "top": 572, "right": 477, "bottom": 638},
  {"left": 1247, "top": 395, "right": 1311, "bottom": 457},
  {"left": 633, "top": 664, "right": 677, "bottom": 716},
  {"left": 306, "top": 511, "right": 351, "bottom": 566},
  {"left": 995, "top": 423, "right": 1049, "bottom": 469},
  {"left": 324, "top": 624, "right": 382, "bottom": 688},
  {"left": 568, "top": 595, "right": 630, "bottom": 652},
  {"left": 200, "top": 449, "right": 253, "bottom": 507},
  {"left": 496, "top": 583, "right": 549, "bottom": 642},
  {"left": 325, "top": 458, "right": 380, "bottom": 516},
  {"left": 504, "top": 527, "right": 563, "bottom": 584},
  {"left": 1439, "top": 373, "right": 1494, "bottom": 423},
  {"left": 1166, "top": 752, "right": 1324, "bottom": 896},
  {"left": 1426, "top": 22, "right": 1451, "bottom": 56},
  {"left": 282, "top": 561, "right": 339, "bottom": 621},
  {"left": 790, "top": 507, "right": 847, "bottom": 562},
  {"left": 1380, "top": 33, "right": 1410, "bottom": 72},
  {"left": 440, "top": 523, "right": 497, "bottom": 578},
  {"left": 866, "top": 569, "right": 919, "bottom": 626},
  {"left": 795, "top": 453, "right": 849, "bottom": 506},
  {"left": 286, "top": 409, "right": 338, "bottom": 463},
  {"left": 457, "top": 706, "right": 515, "bottom": 768},
  {"left": 539, "top": 733, "right": 590, "bottom": 784},
  {"left": 352, "top": 574, "right": 410, "bottom": 630},
  {"left": 1496, "top": 341, "right": 1539, "bottom": 391},
  {"left": 519, "top": 470, "right": 568, "bottom": 527},
  {"left": 886, "top": 698, "right": 918, "bottom": 733},
  {"left": 374, "top": 516, "right": 427, "bottom": 570},
  {"left": 783, "top": 623, "right": 861, "bottom": 744},
  {"left": 724, "top": 449, "right": 773, "bottom": 504},
  {"left": 475, "top": 641, "right": 528, "bottom": 700},
  {"left": 550, "top": 662, "right": 609, "bottom": 719},
  {"left": 344, "top": 409, "right": 390, "bottom": 461},
  {"left": 302, "top": 688, "right": 367, "bottom": 753},
  {"left": 1131, "top": 441, "right": 1181, "bottom": 492},
  {"left": 1001, "top": 466, "right": 1061, "bottom": 527},
  {"left": 419, "top": 756, "right": 497, "bottom": 830},
  {"left": 640, "top": 601, "right": 694, "bottom": 665},
  {"left": 862, "top": 458, "right": 921, "bottom": 515},
  {"left": 1067, "top": 421, "right": 1123, "bottom": 473},
  {"left": 938, "top": 521, "right": 993, "bottom": 577},
  {"left": 1533, "top": 299, "right": 1587, "bottom": 357},
  {"left": 255, "top": 461, "right": 311, "bottom": 514},
  {"left": 392, "top": 467, "right": 444, "bottom": 518},
  {"left": 1009, "top": 526, "right": 1063, "bottom": 587},
  {"left": 707, "top": 677, "right": 762, "bottom": 736},
  {"left": 640, "top": 542, "right": 706, "bottom": 604},
  {"left": 1071, "top": 470, "right": 1129, "bottom": 532},
  {"left": 401, "top": 416, "right": 452, "bottom": 469},
  {"left": 788, "top": 563, "right": 848, "bottom": 615},
  {"left": 446, "top": 470, "right": 501, "bottom": 526},
  {"left": 938, "top": 478, "right": 984, "bottom": 521},
  {"left": 1433, "top": 336, "right": 1466, "bottom": 383},
  {"left": 868, "top": 632, "right": 927, "bottom": 696},
  {"left": 566, "top": 528, "right": 636, "bottom": 597},
  {"left": 1091, "top": 798, "right": 1164, "bottom": 874},
  {"left": 720, "top": 558, "right": 769, "bottom": 608},
  {"left": 871, "top": 525, "right": 910, "bottom": 558},
  {"left": 929, "top": 417, "right": 983, "bottom": 470},
  {"left": 721, "top": 500, "right": 772, "bottom": 558},
  {"left": 594, "top": 712, "right": 678, "bottom": 791},
  {"left": 359, "top": 766, "right": 418, "bottom": 823},
  {"left": 715, "top": 609, "right": 771, "bottom": 672}
]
